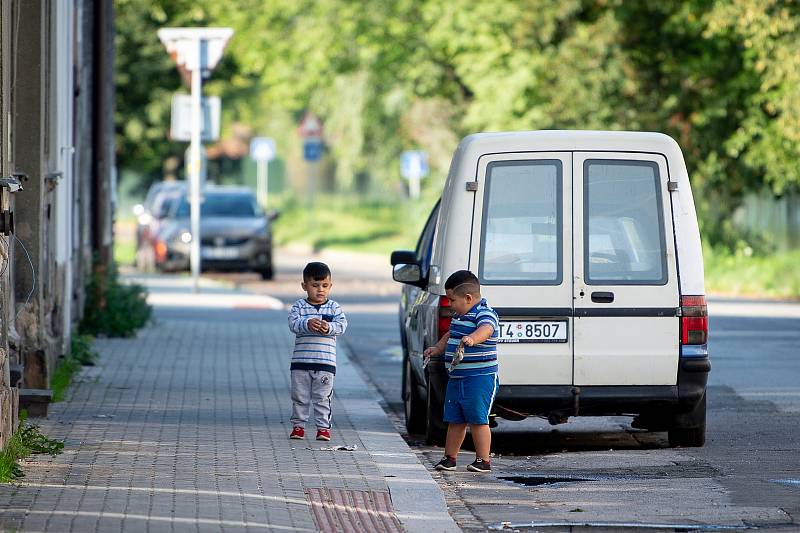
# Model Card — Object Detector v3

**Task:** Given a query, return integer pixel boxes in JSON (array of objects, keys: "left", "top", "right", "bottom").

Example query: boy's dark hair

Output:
[
  {"left": 303, "top": 262, "right": 331, "bottom": 281},
  {"left": 444, "top": 270, "right": 481, "bottom": 297}
]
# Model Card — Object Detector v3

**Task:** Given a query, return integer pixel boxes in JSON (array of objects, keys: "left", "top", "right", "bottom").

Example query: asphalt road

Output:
[{"left": 213, "top": 247, "right": 800, "bottom": 532}]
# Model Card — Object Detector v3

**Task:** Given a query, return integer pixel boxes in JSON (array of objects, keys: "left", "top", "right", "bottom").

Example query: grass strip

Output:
[{"left": 51, "top": 334, "right": 98, "bottom": 403}]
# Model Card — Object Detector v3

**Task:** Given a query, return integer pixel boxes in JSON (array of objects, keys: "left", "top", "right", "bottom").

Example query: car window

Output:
[
  {"left": 479, "top": 160, "right": 563, "bottom": 285},
  {"left": 174, "top": 192, "right": 259, "bottom": 218},
  {"left": 415, "top": 200, "right": 440, "bottom": 271},
  {"left": 584, "top": 160, "right": 667, "bottom": 285}
]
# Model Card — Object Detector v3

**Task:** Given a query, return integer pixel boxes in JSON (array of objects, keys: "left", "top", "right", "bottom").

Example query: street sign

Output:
[
  {"left": 250, "top": 137, "right": 276, "bottom": 161},
  {"left": 298, "top": 113, "right": 323, "bottom": 138},
  {"left": 400, "top": 150, "right": 429, "bottom": 180},
  {"left": 170, "top": 94, "right": 220, "bottom": 142},
  {"left": 303, "top": 139, "right": 324, "bottom": 162},
  {"left": 157, "top": 27, "right": 233, "bottom": 76}
]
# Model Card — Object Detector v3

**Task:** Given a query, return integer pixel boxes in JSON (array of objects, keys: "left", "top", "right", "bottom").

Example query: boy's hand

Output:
[
  {"left": 308, "top": 318, "right": 328, "bottom": 334},
  {"left": 423, "top": 346, "right": 440, "bottom": 358},
  {"left": 462, "top": 335, "right": 475, "bottom": 347}
]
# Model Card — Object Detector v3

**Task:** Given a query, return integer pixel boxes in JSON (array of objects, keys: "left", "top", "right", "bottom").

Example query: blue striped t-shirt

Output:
[
  {"left": 288, "top": 298, "right": 347, "bottom": 374},
  {"left": 444, "top": 298, "right": 499, "bottom": 378}
]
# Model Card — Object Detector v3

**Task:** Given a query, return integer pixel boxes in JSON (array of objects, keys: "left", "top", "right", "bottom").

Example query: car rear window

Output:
[
  {"left": 584, "top": 160, "right": 668, "bottom": 285},
  {"left": 175, "top": 192, "right": 259, "bottom": 218},
  {"left": 479, "top": 160, "right": 563, "bottom": 285}
]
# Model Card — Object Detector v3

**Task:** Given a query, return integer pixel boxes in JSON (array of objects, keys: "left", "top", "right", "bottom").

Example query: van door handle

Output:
[{"left": 591, "top": 291, "right": 614, "bottom": 303}]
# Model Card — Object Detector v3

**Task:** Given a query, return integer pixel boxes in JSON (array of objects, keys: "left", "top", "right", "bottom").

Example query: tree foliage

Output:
[{"left": 115, "top": 0, "right": 800, "bottom": 244}]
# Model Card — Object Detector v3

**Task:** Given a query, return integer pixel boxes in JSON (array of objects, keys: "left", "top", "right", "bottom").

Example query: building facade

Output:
[{"left": 0, "top": 0, "right": 114, "bottom": 448}]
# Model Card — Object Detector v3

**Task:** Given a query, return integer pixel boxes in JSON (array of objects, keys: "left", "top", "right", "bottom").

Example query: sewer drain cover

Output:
[
  {"left": 306, "top": 488, "right": 403, "bottom": 533},
  {"left": 499, "top": 476, "right": 590, "bottom": 486}
]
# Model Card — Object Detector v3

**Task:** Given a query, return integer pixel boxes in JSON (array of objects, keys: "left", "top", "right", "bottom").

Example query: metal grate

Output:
[{"left": 306, "top": 488, "right": 404, "bottom": 533}]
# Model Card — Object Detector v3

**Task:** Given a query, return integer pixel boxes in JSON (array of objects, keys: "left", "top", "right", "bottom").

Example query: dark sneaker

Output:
[
  {"left": 316, "top": 428, "right": 331, "bottom": 441},
  {"left": 434, "top": 456, "right": 457, "bottom": 471},
  {"left": 289, "top": 426, "right": 305, "bottom": 439},
  {"left": 467, "top": 458, "right": 491, "bottom": 473}
]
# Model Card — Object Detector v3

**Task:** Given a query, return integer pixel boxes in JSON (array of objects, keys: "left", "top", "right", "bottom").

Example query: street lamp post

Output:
[{"left": 158, "top": 27, "right": 232, "bottom": 292}]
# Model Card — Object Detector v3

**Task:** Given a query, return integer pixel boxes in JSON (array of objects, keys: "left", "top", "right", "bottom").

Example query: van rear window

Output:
[
  {"left": 479, "top": 160, "right": 563, "bottom": 285},
  {"left": 584, "top": 160, "right": 668, "bottom": 285}
]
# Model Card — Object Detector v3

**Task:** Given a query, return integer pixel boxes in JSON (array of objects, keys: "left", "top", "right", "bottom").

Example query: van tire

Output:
[
  {"left": 404, "top": 357, "right": 426, "bottom": 434},
  {"left": 668, "top": 393, "right": 706, "bottom": 447},
  {"left": 425, "top": 372, "right": 447, "bottom": 446}
]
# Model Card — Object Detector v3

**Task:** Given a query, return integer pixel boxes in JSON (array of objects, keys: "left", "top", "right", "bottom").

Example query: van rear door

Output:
[
  {"left": 572, "top": 153, "right": 679, "bottom": 386},
  {"left": 468, "top": 153, "right": 573, "bottom": 385}
]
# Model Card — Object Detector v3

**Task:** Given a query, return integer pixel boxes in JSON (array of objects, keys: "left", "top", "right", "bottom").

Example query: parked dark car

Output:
[
  {"left": 134, "top": 181, "right": 186, "bottom": 270},
  {"left": 154, "top": 186, "right": 278, "bottom": 279}
]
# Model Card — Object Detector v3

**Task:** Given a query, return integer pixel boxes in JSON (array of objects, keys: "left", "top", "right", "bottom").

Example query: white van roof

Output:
[{"left": 458, "top": 130, "right": 683, "bottom": 159}]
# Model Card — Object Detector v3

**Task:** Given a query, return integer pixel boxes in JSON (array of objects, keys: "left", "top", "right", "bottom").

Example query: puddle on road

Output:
[
  {"left": 488, "top": 521, "right": 756, "bottom": 532},
  {"left": 499, "top": 475, "right": 590, "bottom": 486}
]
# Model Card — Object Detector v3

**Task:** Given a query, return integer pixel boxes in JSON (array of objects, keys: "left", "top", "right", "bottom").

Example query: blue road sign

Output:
[
  {"left": 303, "top": 139, "right": 323, "bottom": 162},
  {"left": 400, "top": 150, "right": 429, "bottom": 179}
]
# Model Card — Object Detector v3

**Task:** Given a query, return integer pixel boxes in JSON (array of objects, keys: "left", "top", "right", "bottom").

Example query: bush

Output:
[
  {"left": 0, "top": 413, "right": 64, "bottom": 482},
  {"left": 79, "top": 261, "right": 151, "bottom": 337}
]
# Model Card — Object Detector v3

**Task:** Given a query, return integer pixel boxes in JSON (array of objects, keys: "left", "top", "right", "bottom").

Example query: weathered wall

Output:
[
  {"left": 0, "top": 0, "right": 115, "bottom": 438},
  {"left": 0, "top": 0, "right": 19, "bottom": 448}
]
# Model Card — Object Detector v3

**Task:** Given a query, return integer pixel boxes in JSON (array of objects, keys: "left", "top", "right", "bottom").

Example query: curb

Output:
[{"left": 335, "top": 345, "right": 461, "bottom": 533}]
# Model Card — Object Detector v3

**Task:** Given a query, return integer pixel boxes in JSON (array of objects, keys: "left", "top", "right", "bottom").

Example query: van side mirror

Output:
[
  {"left": 390, "top": 250, "right": 416, "bottom": 265},
  {"left": 390, "top": 250, "right": 426, "bottom": 287},
  {"left": 393, "top": 263, "right": 423, "bottom": 285},
  {"left": 267, "top": 209, "right": 280, "bottom": 222}
]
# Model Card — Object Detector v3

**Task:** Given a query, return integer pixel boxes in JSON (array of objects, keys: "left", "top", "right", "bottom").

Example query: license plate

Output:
[
  {"left": 497, "top": 321, "right": 568, "bottom": 343},
  {"left": 201, "top": 247, "right": 239, "bottom": 259}
]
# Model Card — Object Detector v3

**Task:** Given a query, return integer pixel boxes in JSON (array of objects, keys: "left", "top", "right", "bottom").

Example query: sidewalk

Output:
[{"left": 0, "top": 274, "right": 459, "bottom": 532}]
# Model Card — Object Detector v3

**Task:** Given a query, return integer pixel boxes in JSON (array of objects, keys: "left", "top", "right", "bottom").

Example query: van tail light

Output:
[
  {"left": 154, "top": 240, "right": 168, "bottom": 263},
  {"left": 681, "top": 295, "right": 708, "bottom": 345},
  {"left": 437, "top": 295, "right": 454, "bottom": 339}
]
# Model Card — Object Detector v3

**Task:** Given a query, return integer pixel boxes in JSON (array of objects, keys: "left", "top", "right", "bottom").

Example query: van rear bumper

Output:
[{"left": 494, "top": 357, "right": 709, "bottom": 417}]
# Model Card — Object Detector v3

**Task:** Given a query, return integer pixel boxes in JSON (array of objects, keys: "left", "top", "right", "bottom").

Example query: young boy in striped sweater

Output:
[
  {"left": 424, "top": 270, "right": 499, "bottom": 472},
  {"left": 288, "top": 262, "right": 348, "bottom": 441}
]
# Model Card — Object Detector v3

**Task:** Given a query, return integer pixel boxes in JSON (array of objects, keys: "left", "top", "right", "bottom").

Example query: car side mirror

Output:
[
  {"left": 393, "top": 263, "right": 424, "bottom": 285},
  {"left": 267, "top": 209, "right": 280, "bottom": 222}
]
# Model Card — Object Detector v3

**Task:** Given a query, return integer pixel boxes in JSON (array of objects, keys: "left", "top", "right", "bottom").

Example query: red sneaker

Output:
[
  {"left": 316, "top": 428, "right": 331, "bottom": 441},
  {"left": 289, "top": 426, "right": 305, "bottom": 439}
]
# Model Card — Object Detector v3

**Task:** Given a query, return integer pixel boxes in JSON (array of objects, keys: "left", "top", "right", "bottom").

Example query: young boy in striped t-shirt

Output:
[
  {"left": 424, "top": 270, "right": 499, "bottom": 473},
  {"left": 288, "top": 262, "right": 347, "bottom": 441}
]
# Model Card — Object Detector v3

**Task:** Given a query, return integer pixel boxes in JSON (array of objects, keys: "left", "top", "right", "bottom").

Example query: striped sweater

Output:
[{"left": 288, "top": 298, "right": 347, "bottom": 374}]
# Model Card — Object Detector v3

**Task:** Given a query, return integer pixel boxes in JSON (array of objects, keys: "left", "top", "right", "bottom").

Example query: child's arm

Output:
[
  {"left": 461, "top": 324, "right": 495, "bottom": 346},
  {"left": 324, "top": 303, "right": 348, "bottom": 336},
  {"left": 287, "top": 302, "right": 311, "bottom": 334},
  {"left": 462, "top": 310, "right": 498, "bottom": 346},
  {"left": 424, "top": 332, "right": 450, "bottom": 357}
]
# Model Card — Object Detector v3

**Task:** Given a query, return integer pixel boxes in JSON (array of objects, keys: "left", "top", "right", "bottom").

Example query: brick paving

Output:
[{"left": 0, "top": 279, "right": 457, "bottom": 532}]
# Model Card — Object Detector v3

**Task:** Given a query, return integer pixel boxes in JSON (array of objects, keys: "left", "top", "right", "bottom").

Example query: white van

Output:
[{"left": 391, "top": 130, "right": 709, "bottom": 447}]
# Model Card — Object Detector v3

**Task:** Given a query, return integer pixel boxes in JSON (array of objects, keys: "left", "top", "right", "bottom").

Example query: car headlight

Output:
[{"left": 180, "top": 231, "right": 192, "bottom": 244}]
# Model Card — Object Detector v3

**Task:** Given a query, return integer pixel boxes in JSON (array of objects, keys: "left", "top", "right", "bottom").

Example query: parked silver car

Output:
[{"left": 154, "top": 186, "right": 278, "bottom": 279}]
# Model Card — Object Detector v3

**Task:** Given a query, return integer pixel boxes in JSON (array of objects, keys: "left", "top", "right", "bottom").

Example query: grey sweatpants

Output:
[{"left": 290, "top": 369, "right": 334, "bottom": 429}]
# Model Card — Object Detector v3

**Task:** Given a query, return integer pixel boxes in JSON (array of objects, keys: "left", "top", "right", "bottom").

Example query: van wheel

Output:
[
  {"left": 425, "top": 372, "right": 447, "bottom": 446},
  {"left": 404, "top": 358, "right": 426, "bottom": 434},
  {"left": 668, "top": 393, "right": 706, "bottom": 447}
]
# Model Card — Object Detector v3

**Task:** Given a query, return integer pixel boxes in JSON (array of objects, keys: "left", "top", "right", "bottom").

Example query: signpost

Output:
[
  {"left": 250, "top": 137, "right": 276, "bottom": 207},
  {"left": 400, "top": 150, "right": 429, "bottom": 199},
  {"left": 298, "top": 114, "right": 323, "bottom": 219},
  {"left": 158, "top": 27, "right": 233, "bottom": 292},
  {"left": 170, "top": 94, "right": 221, "bottom": 142}
]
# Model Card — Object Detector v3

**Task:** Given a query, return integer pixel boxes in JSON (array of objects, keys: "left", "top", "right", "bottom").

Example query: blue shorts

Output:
[{"left": 443, "top": 373, "right": 499, "bottom": 425}]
